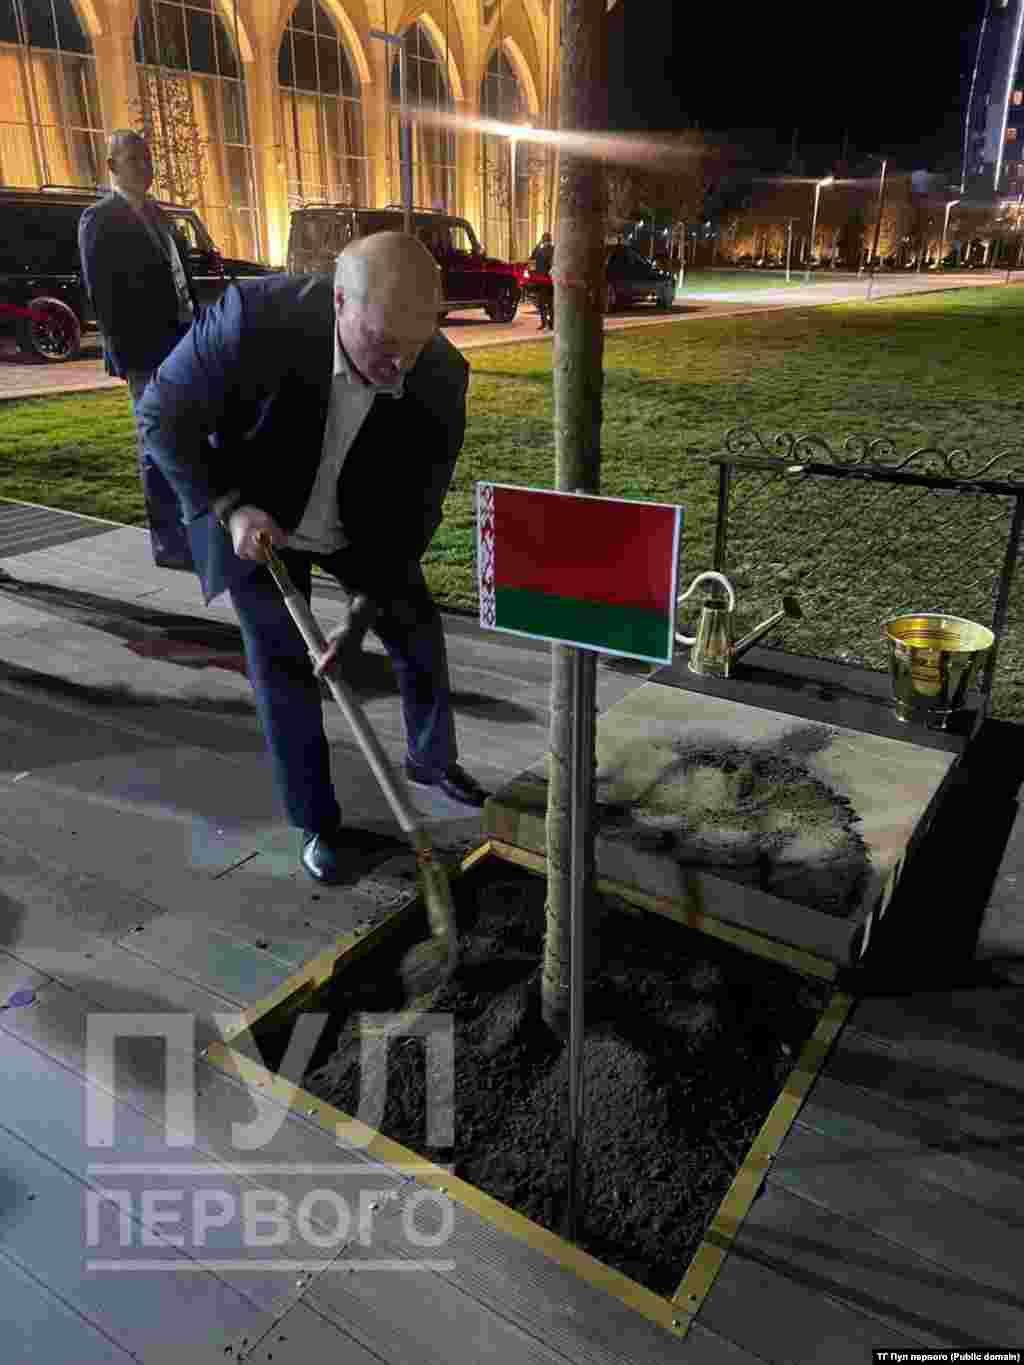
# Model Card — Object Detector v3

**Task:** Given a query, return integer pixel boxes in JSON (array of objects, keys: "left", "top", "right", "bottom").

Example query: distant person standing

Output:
[
  {"left": 529, "top": 231, "right": 554, "bottom": 330},
  {"left": 78, "top": 130, "right": 198, "bottom": 569}
]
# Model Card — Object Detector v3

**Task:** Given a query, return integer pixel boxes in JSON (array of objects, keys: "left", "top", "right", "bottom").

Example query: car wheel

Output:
[
  {"left": 17, "top": 296, "right": 82, "bottom": 362},
  {"left": 656, "top": 284, "right": 674, "bottom": 309},
  {"left": 604, "top": 282, "right": 618, "bottom": 314},
  {"left": 485, "top": 285, "right": 519, "bottom": 323}
]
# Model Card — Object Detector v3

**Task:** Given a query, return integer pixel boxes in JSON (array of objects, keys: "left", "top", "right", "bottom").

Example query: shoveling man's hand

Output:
[
  {"left": 313, "top": 594, "right": 379, "bottom": 679},
  {"left": 227, "top": 505, "right": 288, "bottom": 561}
]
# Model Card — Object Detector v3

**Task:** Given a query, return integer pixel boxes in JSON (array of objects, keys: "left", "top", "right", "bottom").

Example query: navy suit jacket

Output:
[
  {"left": 136, "top": 273, "right": 470, "bottom": 605},
  {"left": 78, "top": 192, "right": 197, "bottom": 377}
]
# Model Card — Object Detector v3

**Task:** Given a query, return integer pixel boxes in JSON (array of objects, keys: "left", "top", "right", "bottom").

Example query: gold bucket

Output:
[{"left": 883, "top": 613, "right": 994, "bottom": 729}]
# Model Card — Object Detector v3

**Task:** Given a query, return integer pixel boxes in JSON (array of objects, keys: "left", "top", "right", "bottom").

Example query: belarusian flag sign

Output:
[{"left": 476, "top": 482, "right": 683, "bottom": 663}]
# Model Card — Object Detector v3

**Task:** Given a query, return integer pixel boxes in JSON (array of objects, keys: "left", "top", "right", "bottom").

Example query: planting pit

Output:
[{"left": 234, "top": 850, "right": 847, "bottom": 1316}]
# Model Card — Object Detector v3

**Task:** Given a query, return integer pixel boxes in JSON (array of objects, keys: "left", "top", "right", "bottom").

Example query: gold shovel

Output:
[{"left": 255, "top": 531, "right": 458, "bottom": 998}]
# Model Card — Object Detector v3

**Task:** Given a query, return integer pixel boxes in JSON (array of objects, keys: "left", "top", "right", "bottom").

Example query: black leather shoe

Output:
[
  {"left": 301, "top": 830, "right": 348, "bottom": 884},
  {"left": 405, "top": 762, "right": 489, "bottom": 808}
]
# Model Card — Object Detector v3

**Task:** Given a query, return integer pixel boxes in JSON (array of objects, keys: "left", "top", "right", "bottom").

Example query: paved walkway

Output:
[
  {"left": 1, "top": 269, "right": 1009, "bottom": 403},
  {"left": 0, "top": 504, "right": 1022, "bottom": 1363}
]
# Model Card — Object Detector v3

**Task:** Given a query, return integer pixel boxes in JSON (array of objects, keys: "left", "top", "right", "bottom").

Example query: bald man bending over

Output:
[{"left": 138, "top": 233, "right": 487, "bottom": 884}]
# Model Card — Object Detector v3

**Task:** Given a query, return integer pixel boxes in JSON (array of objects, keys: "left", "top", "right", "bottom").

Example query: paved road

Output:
[{"left": 0, "top": 269, "right": 1013, "bottom": 403}]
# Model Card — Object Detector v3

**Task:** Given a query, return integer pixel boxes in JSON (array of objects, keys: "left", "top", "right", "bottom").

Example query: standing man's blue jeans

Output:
[{"left": 229, "top": 548, "right": 457, "bottom": 835}]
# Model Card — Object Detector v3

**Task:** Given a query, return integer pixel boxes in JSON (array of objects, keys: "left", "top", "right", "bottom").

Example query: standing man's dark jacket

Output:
[
  {"left": 78, "top": 192, "right": 198, "bottom": 378},
  {"left": 137, "top": 273, "right": 470, "bottom": 605}
]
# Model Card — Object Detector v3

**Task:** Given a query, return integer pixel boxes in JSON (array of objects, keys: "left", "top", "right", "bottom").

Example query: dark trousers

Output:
[
  {"left": 229, "top": 549, "right": 457, "bottom": 835},
  {"left": 128, "top": 369, "right": 194, "bottom": 571}
]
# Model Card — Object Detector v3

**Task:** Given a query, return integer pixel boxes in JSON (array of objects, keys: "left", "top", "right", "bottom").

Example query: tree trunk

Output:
[{"left": 541, "top": 0, "right": 608, "bottom": 1039}]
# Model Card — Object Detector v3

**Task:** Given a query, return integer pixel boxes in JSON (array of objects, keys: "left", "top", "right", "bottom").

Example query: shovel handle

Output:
[{"left": 255, "top": 532, "right": 420, "bottom": 838}]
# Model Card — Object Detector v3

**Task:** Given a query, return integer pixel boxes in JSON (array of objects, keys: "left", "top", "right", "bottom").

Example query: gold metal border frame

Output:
[{"left": 202, "top": 841, "right": 853, "bottom": 1341}]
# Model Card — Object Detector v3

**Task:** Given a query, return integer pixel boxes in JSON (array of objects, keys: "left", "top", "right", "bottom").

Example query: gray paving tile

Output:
[
  {"left": 0, "top": 1125, "right": 277, "bottom": 1358},
  {"left": 0, "top": 1249, "right": 137, "bottom": 1363}
]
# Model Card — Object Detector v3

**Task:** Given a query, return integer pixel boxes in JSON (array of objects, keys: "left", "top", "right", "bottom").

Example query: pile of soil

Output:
[{"left": 294, "top": 862, "right": 832, "bottom": 1296}]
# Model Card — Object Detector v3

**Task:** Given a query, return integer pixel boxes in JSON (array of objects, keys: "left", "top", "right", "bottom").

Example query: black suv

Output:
[
  {"left": 287, "top": 205, "right": 521, "bottom": 323},
  {"left": 0, "top": 185, "right": 278, "bottom": 362}
]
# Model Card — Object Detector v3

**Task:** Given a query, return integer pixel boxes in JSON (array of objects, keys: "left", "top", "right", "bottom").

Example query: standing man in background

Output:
[
  {"left": 529, "top": 231, "right": 554, "bottom": 330},
  {"left": 78, "top": 129, "right": 198, "bottom": 569}
]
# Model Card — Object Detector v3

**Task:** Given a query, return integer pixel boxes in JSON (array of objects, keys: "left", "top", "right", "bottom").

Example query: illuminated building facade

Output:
[
  {"left": 0, "top": 0, "right": 559, "bottom": 264},
  {"left": 963, "top": 0, "right": 1024, "bottom": 193}
]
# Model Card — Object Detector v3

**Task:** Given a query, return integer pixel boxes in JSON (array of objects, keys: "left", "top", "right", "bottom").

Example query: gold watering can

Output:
[{"left": 675, "top": 571, "right": 803, "bottom": 678}]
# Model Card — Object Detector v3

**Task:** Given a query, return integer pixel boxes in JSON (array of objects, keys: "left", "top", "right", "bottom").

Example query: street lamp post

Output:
[
  {"left": 804, "top": 174, "right": 834, "bottom": 283},
  {"left": 1005, "top": 190, "right": 1023, "bottom": 283},
  {"left": 506, "top": 118, "right": 533, "bottom": 261},
  {"left": 785, "top": 217, "right": 794, "bottom": 282},
  {"left": 938, "top": 196, "right": 960, "bottom": 273},
  {"left": 370, "top": 27, "right": 413, "bottom": 234},
  {"left": 865, "top": 157, "right": 888, "bottom": 301}
]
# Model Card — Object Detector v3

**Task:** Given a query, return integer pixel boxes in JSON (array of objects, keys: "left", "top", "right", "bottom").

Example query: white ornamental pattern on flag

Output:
[{"left": 477, "top": 481, "right": 496, "bottom": 627}]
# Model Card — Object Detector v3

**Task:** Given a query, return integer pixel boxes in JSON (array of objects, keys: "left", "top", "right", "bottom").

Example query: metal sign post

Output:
[
  {"left": 370, "top": 27, "right": 414, "bottom": 235},
  {"left": 475, "top": 482, "right": 683, "bottom": 1244}
]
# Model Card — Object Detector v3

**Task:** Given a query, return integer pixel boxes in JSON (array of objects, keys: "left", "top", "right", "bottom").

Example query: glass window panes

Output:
[
  {"left": 134, "top": 2, "right": 257, "bottom": 259},
  {"left": 186, "top": 9, "right": 214, "bottom": 76},
  {"left": 278, "top": 0, "right": 365, "bottom": 209},
  {"left": 479, "top": 46, "right": 533, "bottom": 260},
  {"left": 387, "top": 22, "right": 454, "bottom": 213},
  {"left": 317, "top": 36, "right": 340, "bottom": 95},
  {"left": 0, "top": 0, "right": 102, "bottom": 187},
  {"left": 157, "top": 2, "right": 188, "bottom": 69},
  {"left": 292, "top": 0, "right": 315, "bottom": 31},
  {"left": 291, "top": 31, "right": 316, "bottom": 89},
  {"left": 214, "top": 14, "right": 238, "bottom": 78}
]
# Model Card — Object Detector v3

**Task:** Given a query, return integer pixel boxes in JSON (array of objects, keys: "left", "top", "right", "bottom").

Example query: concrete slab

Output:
[{"left": 485, "top": 682, "right": 956, "bottom": 966}]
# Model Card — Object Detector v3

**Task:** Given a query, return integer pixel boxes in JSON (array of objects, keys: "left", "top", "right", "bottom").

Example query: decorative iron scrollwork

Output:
[{"left": 722, "top": 426, "right": 1024, "bottom": 483}]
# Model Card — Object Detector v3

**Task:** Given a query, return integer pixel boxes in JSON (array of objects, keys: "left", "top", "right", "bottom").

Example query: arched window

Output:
[
  {"left": 278, "top": 0, "right": 365, "bottom": 207},
  {"left": 135, "top": 0, "right": 258, "bottom": 258},
  {"left": 0, "top": 0, "right": 103, "bottom": 187},
  {"left": 389, "top": 21, "right": 454, "bottom": 213},
  {"left": 480, "top": 46, "right": 529, "bottom": 260}
]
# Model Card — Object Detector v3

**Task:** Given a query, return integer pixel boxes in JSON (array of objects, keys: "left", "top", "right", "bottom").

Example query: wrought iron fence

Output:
[{"left": 683, "top": 427, "right": 1024, "bottom": 720}]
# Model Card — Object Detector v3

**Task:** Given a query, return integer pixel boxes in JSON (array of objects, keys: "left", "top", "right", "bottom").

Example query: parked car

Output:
[
  {"left": 0, "top": 185, "right": 278, "bottom": 362},
  {"left": 287, "top": 205, "right": 522, "bottom": 322},
  {"left": 519, "top": 243, "right": 676, "bottom": 316}
]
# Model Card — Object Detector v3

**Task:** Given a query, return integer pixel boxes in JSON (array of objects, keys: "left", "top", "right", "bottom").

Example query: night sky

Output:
[{"left": 608, "top": 0, "right": 989, "bottom": 175}]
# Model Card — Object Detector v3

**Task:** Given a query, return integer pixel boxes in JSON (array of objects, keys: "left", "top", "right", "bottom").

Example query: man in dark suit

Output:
[
  {"left": 529, "top": 232, "right": 553, "bottom": 330},
  {"left": 137, "top": 232, "right": 488, "bottom": 884},
  {"left": 78, "top": 129, "right": 198, "bottom": 570}
]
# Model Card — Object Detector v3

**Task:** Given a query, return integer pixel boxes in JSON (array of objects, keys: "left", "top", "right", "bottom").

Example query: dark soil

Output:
[{"left": 283, "top": 862, "right": 832, "bottom": 1297}]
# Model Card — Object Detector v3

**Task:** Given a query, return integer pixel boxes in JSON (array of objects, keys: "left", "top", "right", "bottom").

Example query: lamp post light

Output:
[
  {"left": 865, "top": 156, "right": 888, "bottom": 300},
  {"left": 804, "top": 174, "right": 834, "bottom": 283},
  {"left": 938, "top": 196, "right": 960, "bottom": 274},
  {"left": 370, "top": 27, "right": 413, "bottom": 234}
]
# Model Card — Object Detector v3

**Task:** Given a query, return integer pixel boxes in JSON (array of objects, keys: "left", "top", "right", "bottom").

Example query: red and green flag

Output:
[{"left": 476, "top": 482, "right": 683, "bottom": 663}]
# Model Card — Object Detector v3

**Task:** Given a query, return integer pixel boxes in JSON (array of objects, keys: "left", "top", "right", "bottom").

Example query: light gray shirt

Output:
[{"left": 285, "top": 327, "right": 405, "bottom": 554}]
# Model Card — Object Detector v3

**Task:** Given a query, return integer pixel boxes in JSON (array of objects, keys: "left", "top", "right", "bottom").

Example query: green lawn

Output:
[
  {"left": 3, "top": 284, "right": 1023, "bottom": 715},
  {"left": 675, "top": 268, "right": 830, "bottom": 292}
]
